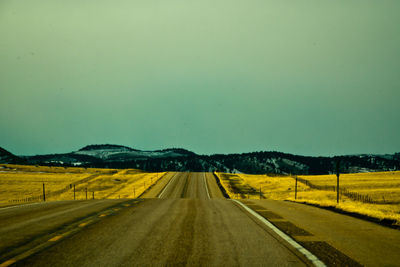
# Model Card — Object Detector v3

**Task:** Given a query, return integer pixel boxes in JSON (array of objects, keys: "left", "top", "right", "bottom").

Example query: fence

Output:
[
  {"left": 6, "top": 172, "right": 166, "bottom": 205},
  {"left": 8, "top": 186, "right": 94, "bottom": 204},
  {"left": 9, "top": 195, "right": 44, "bottom": 204},
  {"left": 294, "top": 176, "right": 377, "bottom": 204}
]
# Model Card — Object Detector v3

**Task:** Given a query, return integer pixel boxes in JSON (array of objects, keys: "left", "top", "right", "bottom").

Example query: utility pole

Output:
[{"left": 336, "top": 160, "right": 340, "bottom": 203}]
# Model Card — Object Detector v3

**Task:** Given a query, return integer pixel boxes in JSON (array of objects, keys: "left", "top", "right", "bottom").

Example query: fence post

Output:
[
  {"left": 74, "top": 184, "right": 76, "bottom": 200},
  {"left": 133, "top": 187, "right": 135, "bottom": 198},
  {"left": 295, "top": 176, "right": 298, "bottom": 200},
  {"left": 43, "top": 183, "right": 46, "bottom": 202},
  {"left": 86, "top": 188, "right": 88, "bottom": 200},
  {"left": 92, "top": 191, "right": 94, "bottom": 200},
  {"left": 259, "top": 186, "right": 262, "bottom": 200}
]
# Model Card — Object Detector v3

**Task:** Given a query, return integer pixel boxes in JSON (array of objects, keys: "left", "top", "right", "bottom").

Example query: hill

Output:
[
  {"left": 0, "top": 147, "right": 24, "bottom": 164},
  {"left": 3, "top": 144, "right": 399, "bottom": 174}
]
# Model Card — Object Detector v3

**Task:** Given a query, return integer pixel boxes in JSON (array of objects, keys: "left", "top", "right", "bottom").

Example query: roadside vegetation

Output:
[
  {"left": 215, "top": 171, "right": 400, "bottom": 226},
  {"left": 0, "top": 164, "right": 164, "bottom": 207}
]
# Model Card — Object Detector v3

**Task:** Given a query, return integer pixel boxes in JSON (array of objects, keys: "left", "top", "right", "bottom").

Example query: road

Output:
[
  {"left": 3, "top": 172, "right": 399, "bottom": 266},
  {"left": 0, "top": 172, "right": 310, "bottom": 266}
]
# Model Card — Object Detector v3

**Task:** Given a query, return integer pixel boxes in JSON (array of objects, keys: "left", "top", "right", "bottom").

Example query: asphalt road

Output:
[
  {"left": 1, "top": 172, "right": 310, "bottom": 266},
  {"left": 4, "top": 172, "right": 399, "bottom": 266},
  {"left": 0, "top": 199, "right": 129, "bottom": 255}
]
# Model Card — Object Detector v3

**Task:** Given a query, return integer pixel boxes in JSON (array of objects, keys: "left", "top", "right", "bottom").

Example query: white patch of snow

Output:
[
  {"left": 266, "top": 158, "right": 279, "bottom": 169},
  {"left": 74, "top": 148, "right": 182, "bottom": 160}
]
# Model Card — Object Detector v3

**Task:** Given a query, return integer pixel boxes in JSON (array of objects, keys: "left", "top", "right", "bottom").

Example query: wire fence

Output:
[
  {"left": 6, "top": 172, "right": 166, "bottom": 205},
  {"left": 294, "top": 176, "right": 377, "bottom": 204},
  {"left": 7, "top": 174, "right": 101, "bottom": 204}
]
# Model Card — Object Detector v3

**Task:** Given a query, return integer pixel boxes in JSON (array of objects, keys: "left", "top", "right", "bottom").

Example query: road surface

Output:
[
  {"left": 0, "top": 172, "right": 309, "bottom": 266},
  {"left": 2, "top": 172, "right": 399, "bottom": 266}
]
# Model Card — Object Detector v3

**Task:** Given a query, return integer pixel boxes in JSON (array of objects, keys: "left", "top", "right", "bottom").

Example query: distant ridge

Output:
[
  {"left": 79, "top": 144, "right": 138, "bottom": 152},
  {"left": 0, "top": 147, "right": 24, "bottom": 164},
  {"left": 78, "top": 144, "right": 195, "bottom": 156},
  {"left": 2, "top": 144, "right": 399, "bottom": 174},
  {"left": 153, "top": 148, "right": 196, "bottom": 156}
]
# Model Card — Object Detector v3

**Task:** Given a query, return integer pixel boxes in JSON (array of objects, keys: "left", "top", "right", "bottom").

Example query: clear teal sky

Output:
[{"left": 1, "top": 0, "right": 399, "bottom": 156}]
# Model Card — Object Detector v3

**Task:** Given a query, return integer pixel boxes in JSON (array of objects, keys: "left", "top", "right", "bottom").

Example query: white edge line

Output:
[
  {"left": 232, "top": 199, "right": 326, "bottom": 267},
  {"left": 158, "top": 172, "right": 178, "bottom": 198},
  {"left": 203, "top": 173, "right": 211, "bottom": 199},
  {"left": 0, "top": 202, "right": 44, "bottom": 211}
]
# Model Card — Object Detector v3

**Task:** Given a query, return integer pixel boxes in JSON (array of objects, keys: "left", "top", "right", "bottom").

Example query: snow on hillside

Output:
[{"left": 74, "top": 147, "right": 188, "bottom": 160}]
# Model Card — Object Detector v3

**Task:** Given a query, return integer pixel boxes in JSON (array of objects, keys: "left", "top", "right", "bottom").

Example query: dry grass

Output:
[
  {"left": 215, "top": 171, "right": 400, "bottom": 225},
  {"left": 0, "top": 164, "right": 164, "bottom": 207},
  {"left": 215, "top": 172, "right": 309, "bottom": 200},
  {"left": 299, "top": 172, "right": 400, "bottom": 203}
]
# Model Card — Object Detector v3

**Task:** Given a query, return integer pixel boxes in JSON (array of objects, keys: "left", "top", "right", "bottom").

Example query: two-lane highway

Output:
[
  {"left": 2, "top": 172, "right": 311, "bottom": 266},
  {"left": 158, "top": 172, "right": 217, "bottom": 199}
]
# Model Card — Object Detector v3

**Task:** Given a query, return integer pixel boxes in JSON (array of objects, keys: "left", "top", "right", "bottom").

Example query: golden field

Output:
[
  {"left": 299, "top": 172, "right": 400, "bottom": 203},
  {"left": 0, "top": 164, "right": 164, "bottom": 207},
  {"left": 215, "top": 171, "right": 400, "bottom": 225}
]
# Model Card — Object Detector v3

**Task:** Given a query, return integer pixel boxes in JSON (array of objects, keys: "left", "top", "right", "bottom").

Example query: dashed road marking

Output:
[
  {"left": 79, "top": 222, "right": 89, "bottom": 227},
  {"left": 0, "top": 200, "right": 139, "bottom": 267},
  {"left": 0, "top": 259, "right": 16, "bottom": 267},
  {"left": 48, "top": 235, "right": 63, "bottom": 242}
]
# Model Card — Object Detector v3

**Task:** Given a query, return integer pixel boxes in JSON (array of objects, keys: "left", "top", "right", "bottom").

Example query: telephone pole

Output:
[{"left": 336, "top": 160, "right": 340, "bottom": 203}]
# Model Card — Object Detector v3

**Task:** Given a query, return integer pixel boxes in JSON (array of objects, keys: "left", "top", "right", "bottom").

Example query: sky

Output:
[{"left": 1, "top": 0, "right": 400, "bottom": 156}]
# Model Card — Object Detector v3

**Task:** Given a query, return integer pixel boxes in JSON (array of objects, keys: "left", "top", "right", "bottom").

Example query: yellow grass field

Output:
[
  {"left": 215, "top": 171, "right": 400, "bottom": 225},
  {"left": 0, "top": 164, "right": 165, "bottom": 207}
]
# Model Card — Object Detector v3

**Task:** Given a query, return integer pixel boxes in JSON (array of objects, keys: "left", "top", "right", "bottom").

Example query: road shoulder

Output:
[{"left": 242, "top": 199, "right": 400, "bottom": 266}]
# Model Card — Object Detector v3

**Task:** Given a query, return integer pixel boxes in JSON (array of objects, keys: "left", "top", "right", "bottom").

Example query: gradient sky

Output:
[{"left": 1, "top": 0, "right": 399, "bottom": 156}]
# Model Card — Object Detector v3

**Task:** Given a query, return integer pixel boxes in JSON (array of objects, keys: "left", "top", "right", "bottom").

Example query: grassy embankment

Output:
[
  {"left": 0, "top": 164, "right": 165, "bottom": 207},
  {"left": 215, "top": 171, "right": 400, "bottom": 226}
]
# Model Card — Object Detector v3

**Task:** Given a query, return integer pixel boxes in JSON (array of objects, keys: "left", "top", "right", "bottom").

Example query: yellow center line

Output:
[
  {"left": 79, "top": 222, "right": 90, "bottom": 227},
  {"left": 48, "top": 235, "right": 63, "bottom": 242},
  {"left": 0, "top": 259, "right": 16, "bottom": 267},
  {"left": 0, "top": 202, "right": 141, "bottom": 267}
]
